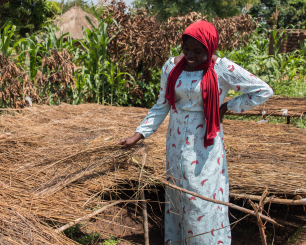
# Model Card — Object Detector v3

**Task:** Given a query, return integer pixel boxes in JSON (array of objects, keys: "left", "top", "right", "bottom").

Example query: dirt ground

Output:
[{"left": 83, "top": 189, "right": 306, "bottom": 245}]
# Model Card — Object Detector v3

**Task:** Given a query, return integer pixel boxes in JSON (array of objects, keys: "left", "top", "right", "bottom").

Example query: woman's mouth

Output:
[{"left": 187, "top": 59, "right": 197, "bottom": 67}]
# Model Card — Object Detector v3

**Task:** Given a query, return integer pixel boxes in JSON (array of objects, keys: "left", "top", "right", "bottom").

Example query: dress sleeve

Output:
[
  {"left": 218, "top": 58, "right": 274, "bottom": 113},
  {"left": 135, "top": 60, "right": 173, "bottom": 138}
]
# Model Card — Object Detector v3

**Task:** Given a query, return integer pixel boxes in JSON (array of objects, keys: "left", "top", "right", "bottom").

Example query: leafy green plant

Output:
[
  {"left": 170, "top": 44, "right": 182, "bottom": 57},
  {"left": 101, "top": 58, "right": 134, "bottom": 105},
  {"left": 39, "top": 25, "right": 74, "bottom": 55},
  {"left": 75, "top": 5, "right": 121, "bottom": 104},
  {"left": 0, "top": 23, "right": 21, "bottom": 57},
  {"left": 219, "top": 26, "right": 306, "bottom": 98},
  {"left": 102, "top": 235, "right": 120, "bottom": 245},
  {"left": 64, "top": 224, "right": 101, "bottom": 245},
  {"left": 129, "top": 67, "right": 161, "bottom": 107}
]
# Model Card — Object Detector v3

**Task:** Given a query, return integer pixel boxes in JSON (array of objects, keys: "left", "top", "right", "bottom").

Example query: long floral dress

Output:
[{"left": 136, "top": 57, "right": 273, "bottom": 245}]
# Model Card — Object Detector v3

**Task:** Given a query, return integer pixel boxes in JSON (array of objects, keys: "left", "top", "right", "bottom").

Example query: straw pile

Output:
[
  {"left": 0, "top": 103, "right": 305, "bottom": 242},
  {"left": 0, "top": 201, "right": 76, "bottom": 244}
]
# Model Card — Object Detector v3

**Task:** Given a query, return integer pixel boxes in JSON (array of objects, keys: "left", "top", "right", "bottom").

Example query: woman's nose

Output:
[{"left": 186, "top": 51, "right": 195, "bottom": 59}]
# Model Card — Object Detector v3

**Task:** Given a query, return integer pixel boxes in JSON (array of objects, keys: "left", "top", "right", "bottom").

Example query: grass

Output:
[
  {"left": 286, "top": 224, "right": 305, "bottom": 244},
  {"left": 102, "top": 235, "right": 120, "bottom": 245},
  {"left": 64, "top": 224, "right": 120, "bottom": 245}
]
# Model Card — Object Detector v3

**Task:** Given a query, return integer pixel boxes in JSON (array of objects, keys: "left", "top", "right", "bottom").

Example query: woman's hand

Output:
[
  {"left": 219, "top": 102, "right": 228, "bottom": 123},
  {"left": 115, "top": 132, "right": 144, "bottom": 148}
]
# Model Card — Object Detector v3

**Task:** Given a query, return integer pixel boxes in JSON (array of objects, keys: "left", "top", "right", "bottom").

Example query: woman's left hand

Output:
[{"left": 219, "top": 102, "right": 228, "bottom": 123}]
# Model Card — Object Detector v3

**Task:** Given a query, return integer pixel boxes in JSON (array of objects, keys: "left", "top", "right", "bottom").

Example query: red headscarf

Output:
[{"left": 165, "top": 20, "right": 220, "bottom": 148}]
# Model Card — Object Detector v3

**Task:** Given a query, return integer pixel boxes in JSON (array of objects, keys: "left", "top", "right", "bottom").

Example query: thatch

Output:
[
  {"left": 54, "top": 6, "right": 99, "bottom": 40},
  {"left": 0, "top": 102, "right": 305, "bottom": 242}
]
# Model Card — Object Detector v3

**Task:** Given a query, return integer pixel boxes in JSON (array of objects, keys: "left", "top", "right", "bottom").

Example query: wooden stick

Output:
[
  {"left": 141, "top": 191, "right": 149, "bottom": 245},
  {"left": 158, "top": 179, "right": 280, "bottom": 226},
  {"left": 55, "top": 201, "right": 122, "bottom": 233},
  {"left": 230, "top": 193, "right": 306, "bottom": 205},
  {"left": 55, "top": 200, "right": 141, "bottom": 233},
  {"left": 249, "top": 200, "right": 267, "bottom": 245}
]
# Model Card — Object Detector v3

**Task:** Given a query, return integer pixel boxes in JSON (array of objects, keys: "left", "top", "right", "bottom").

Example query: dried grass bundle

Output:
[
  {"left": 0, "top": 102, "right": 305, "bottom": 242},
  {"left": 0, "top": 201, "right": 76, "bottom": 244}
]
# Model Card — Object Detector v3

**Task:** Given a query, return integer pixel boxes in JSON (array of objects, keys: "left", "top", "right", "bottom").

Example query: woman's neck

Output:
[{"left": 184, "top": 64, "right": 204, "bottom": 71}]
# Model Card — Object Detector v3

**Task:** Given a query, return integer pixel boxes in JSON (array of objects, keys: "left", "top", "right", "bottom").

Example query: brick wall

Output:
[{"left": 268, "top": 29, "right": 306, "bottom": 55}]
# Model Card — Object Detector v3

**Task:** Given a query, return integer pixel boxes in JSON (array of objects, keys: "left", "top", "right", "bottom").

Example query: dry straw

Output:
[{"left": 0, "top": 103, "right": 305, "bottom": 242}]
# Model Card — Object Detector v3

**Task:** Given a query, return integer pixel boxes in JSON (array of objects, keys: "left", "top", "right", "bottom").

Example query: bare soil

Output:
[{"left": 87, "top": 189, "right": 306, "bottom": 245}]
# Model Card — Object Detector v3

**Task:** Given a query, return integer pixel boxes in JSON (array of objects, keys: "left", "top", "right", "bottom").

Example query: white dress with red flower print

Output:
[{"left": 135, "top": 57, "right": 273, "bottom": 245}]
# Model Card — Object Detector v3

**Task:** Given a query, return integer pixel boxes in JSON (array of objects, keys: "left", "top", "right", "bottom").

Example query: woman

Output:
[{"left": 116, "top": 21, "right": 273, "bottom": 245}]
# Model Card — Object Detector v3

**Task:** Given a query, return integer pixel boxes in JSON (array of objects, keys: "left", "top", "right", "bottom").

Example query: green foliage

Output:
[
  {"left": 63, "top": 224, "right": 121, "bottom": 245},
  {"left": 2, "top": 4, "right": 305, "bottom": 110},
  {"left": 0, "top": 0, "right": 57, "bottom": 36},
  {"left": 60, "top": 0, "right": 101, "bottom": 15},
  {"left": 132, "top": 0, "right": 257, "bottom": 20},
  {"left": 74, "top": 6, "right": 128, "bottom": 104},
  {"left": 248, "top": 0, "right": 306, "bottom": 29},
  {"left": 127, "top": 67, "right": 161, "bottom": 107},
  {"left": 46, "top": 1, "right": 61, "bottom": 16},
  {"left": 170, "top": 44, "right": 182, "bottom": 57},
  {"left": 64, "top": 224, "right": 101, "bottom": 245},
  {"left": 0, "top": 23, "right": 21, "bottom": 57},
  {"left": 102, "top": 235, "right": 120, "bottom": 245},
  {"left": 218, "top": 27, "right": 306, "bottom": 97}
]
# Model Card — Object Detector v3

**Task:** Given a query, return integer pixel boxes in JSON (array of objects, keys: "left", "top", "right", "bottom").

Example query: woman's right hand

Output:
[{"left": 115, "top": 132, "right": 144, "bottom": 148}]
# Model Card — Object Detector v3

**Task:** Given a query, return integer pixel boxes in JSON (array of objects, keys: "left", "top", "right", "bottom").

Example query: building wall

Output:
[{"left": 268, "top": 29, "right": 306, "bottom": 55}]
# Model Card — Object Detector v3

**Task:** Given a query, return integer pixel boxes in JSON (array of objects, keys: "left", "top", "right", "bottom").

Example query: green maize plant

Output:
[
  {"left": 218, "top": 26, "right": 306, "bottom": 97},
  {"left": 101, "top": 58, "right": 134, "bottom": 105},
  {"left": 76, "top": 5, "right": 122, "bottom": 104},
  {"left": 0, "top": 23, "right": 20, "bottom": 57},
  {"left": 39, "top": 25, "right": 74, "bottom": 56}
]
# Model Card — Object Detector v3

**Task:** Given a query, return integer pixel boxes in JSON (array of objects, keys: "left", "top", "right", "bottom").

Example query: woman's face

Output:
[{"left": 183, "top": 37, "right": 207, "bottom": 68}]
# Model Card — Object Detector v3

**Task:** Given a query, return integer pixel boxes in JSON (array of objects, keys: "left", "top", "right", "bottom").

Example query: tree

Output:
[
  {"left": 0, "top": 0, "right": 59, "bottom": 36},
  {"left": 60, "top": 0, "right": 93, "bottom": 14},
  {"left": 247, "top": 0, "right": 306, "bottom": 28},
  {"left": 47, "top": 1, "right": 61, "bottom": 15},
  {"left": 131, "top": 0, "right": 256, "bottom": 21}
]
